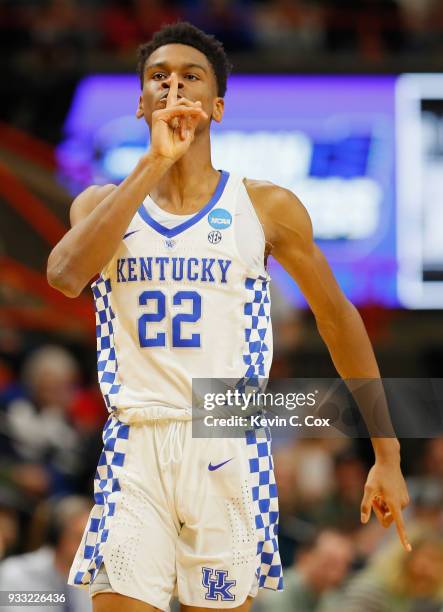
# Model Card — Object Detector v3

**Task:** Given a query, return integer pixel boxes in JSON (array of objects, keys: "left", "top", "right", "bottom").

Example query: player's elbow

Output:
[
  {"left": 47, "top": 268, "right": 82, "bottom": 298},
  {"left": 53, "top": 280, "right": 83, "bottom": 299},
  {"left": 47, "top": 250, "right": 83, "bottom": 298}
]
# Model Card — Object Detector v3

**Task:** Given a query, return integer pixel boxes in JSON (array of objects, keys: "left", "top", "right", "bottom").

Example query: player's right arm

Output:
[
  {"left": 47, "top": 74, "right": 207, "bottom": 298},
  {"left": 47, "top": 155, "right": 172, "bottom": 298}
]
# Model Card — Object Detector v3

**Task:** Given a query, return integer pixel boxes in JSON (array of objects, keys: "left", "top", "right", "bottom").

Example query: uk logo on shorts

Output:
[
  {"left": 201, "top": 567, "right": 236, "bottom": 601},
  {"left": 208, "top": 208, "right": 232, "bottom": 230}
]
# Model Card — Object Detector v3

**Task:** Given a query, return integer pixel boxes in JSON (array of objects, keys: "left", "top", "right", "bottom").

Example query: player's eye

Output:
[
  {"left": 185, "top": 74, "right": 199, "bottom": 81},
  {"left": 152, "top": 72, "right": 167, "bottom": 80}
]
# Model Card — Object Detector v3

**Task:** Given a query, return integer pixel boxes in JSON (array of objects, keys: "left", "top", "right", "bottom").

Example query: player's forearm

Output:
[
  {"left": 316, "top": 299, "right": 401, "bottom": 461},
  {"left": 316, "top": 299, "right": 380, "bottom": 378},
  {"left": 47, "top": 152, "right": 172, "bottom": 297}
]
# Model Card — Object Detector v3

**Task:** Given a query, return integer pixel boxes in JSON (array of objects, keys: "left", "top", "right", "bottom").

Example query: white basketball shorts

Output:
[{"left": 68, "top": 415, "right": 283, "bottom": 610}]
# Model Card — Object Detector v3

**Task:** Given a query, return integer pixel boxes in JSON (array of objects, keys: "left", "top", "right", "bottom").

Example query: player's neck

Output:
[{"left": 150, "top": 136, "right": 220, "bottom": 214}]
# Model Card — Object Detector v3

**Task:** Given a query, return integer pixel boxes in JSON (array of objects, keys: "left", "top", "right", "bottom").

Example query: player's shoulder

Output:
[
  {"left": 243, "top": 178, "right": 312, "bottom": 244},
  {"left": 243, "top": 178, "right": 286, "bottom": 197},
  {"left": 243, "top": 178, "right": 304, "bottom": 220},
  {"left": 70, "top": 183, "right": 117, "bottom": 226}
]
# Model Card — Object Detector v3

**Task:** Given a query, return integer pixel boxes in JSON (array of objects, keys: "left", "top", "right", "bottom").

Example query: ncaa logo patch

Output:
[
  {"left": 208, "top": 208, "right": 232, "bottom": 230},
  {"left": 201, "top": 567, "right": 236, "bottom": 602},
  {"left": 208, "top": 230, "right": 222, "bottom": 244}
]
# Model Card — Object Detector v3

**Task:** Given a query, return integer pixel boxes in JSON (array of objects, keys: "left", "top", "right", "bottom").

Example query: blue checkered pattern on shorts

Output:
[
  {"left": 73, "top": 415, "right": 129, "bottom": 585},
  {"left": 92, "top": 275, "right": 121, "bottom": 412},
  {"left": 245, "top": 427, "right": 283, "bottom": 591}
]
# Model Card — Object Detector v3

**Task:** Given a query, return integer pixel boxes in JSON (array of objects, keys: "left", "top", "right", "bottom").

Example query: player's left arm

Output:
[{"left": 246, "top": 181, "right": 411, "bottom": 551}]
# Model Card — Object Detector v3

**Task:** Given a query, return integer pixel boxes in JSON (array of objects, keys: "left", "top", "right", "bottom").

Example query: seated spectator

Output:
[
  {"left": 341, "top": 526, "right": 443, "bottom": 612},
  {"left": 407, "top": 476, "right": 443, "bottom": 531},
  {"left": 421, "top": 437, "right": 443, "bottom": 480},
  {"left": 134, "top": 0, "right": 182, "bottom": 41},
  {"left": 2, "top": 345, "right": 85, "bottom": 499},
  {"left": 29, "top": 0, "right": 96, "bottom": 69},
  {"left": 272, "top": 438, "right": 349, "bottom": 566},
  {"left": 183, "top": 0, "right": 255, "bottom": 52},
  {"left": 0, "top": 495, "right": 92, "bottom": 612},
  {"left": 254, "top": 0, "right": 324, "bottom": 53},
  {"left": 0, "top": 487, "right": 21, "bottom": 560},
  {"left": 255, "top": 529, "right": 354, "bottom": 612},
  {"left": 312, "top": 448, "right": 367, "bottom": 531},
  {"left": 100, "top": 0, "right": 140, "bottom": 53},
  {"left": 397, "top": 0, "right": 438, "bottom": 51}
]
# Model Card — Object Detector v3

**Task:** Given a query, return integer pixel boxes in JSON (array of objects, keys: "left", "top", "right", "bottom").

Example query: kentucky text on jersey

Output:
[{"left": 116, "top": 256, "right": 232, "bottom": 284}]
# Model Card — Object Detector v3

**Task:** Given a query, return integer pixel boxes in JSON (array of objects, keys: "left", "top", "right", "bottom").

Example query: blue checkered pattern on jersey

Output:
[
  {"left": 246, "top": 427, "right": 283, "bottom": 591},
  {"left": 92, "top": 276, "right": 121, "bottom": 412},
  {"left": 237, "top": 276, "right": 271, "bottom": 397},
  {"left": 243, "top": 276, "right": 270, "bottom": 378},
  {"left": 73, "top": 415, "right": 129, "bottom": 585}
]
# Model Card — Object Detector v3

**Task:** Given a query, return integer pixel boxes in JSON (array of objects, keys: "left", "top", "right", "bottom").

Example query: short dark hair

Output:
[{"left": 136, "top": 22, "right": 232, "bottom": 97}]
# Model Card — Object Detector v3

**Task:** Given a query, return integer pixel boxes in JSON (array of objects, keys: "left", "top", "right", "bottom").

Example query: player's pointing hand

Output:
[{"left": 361, "top": 460, "right": 411, "bottom": 552}]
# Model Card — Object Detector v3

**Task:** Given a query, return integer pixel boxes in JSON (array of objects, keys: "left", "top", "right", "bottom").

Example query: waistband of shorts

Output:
[{"left": 114, "top": 405, "right": 192, "bottom": 424}]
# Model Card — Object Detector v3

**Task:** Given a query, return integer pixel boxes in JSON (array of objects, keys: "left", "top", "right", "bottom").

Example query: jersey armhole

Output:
[
  {"left": 239, "top": 179, "right": 270, "bottom": 277},
  {"left": 241, "top": 180, "right": 270, "bottom": 246}
]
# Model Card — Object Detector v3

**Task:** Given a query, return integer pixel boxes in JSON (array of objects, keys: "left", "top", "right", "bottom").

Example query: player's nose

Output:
[{"left": 161, "top": 74, "right": 184, "bottom": 90}]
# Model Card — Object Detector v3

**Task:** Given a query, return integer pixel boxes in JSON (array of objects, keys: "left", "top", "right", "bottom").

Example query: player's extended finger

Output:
[
  {"left": 361, "top": 485, "right": 374, "bottom": 524},
  {"left": 166, "top": 73, "right": 178, "bottom": 108},
  {"left": 391, "top": 505, "right": 412, "bottom": 552}
]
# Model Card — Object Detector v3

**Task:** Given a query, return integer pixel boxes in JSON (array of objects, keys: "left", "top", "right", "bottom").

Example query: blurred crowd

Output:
[
  {"left": 0, "top": 335, "right": 108, "bottom": 610},
  {"left": 2, "top": 0, "right": 443, "bottom": 64},
  {"left": 0, "top": 329, "right": 442, "bottom": 611},
  {"left": 2, "top": 0, "right": 443, "bottom": 143}
]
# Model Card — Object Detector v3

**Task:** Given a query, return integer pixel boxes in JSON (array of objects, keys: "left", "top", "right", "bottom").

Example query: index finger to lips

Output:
[{"left": 166, "top": 73, "right": 178, "bottom": 108}]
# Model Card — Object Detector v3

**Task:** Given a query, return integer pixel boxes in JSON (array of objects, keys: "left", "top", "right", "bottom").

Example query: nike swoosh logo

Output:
[
  {"left": 208, "top": 458, "right": 234, "bottom": 471},
  {"left": 123, "top": 230, "right": 140, "bottom": 240}
]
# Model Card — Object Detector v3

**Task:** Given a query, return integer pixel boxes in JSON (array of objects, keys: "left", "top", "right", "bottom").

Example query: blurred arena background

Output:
[{"left": 0, "top": 1, "right": 443, "bottom": 611}]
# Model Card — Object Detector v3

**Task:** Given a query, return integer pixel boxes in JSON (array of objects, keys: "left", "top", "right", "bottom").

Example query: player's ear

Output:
[
  {"left": 212, "top": 97, "right": 224, "bottom": 123},
  {"left": 136, "top": 95, "right": 144, "bottom": 119}
]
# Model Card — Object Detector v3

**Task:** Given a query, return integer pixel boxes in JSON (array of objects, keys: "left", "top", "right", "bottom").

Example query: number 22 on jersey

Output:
[{"left": 137, "top": 290, "right": 201, "bottom": 348}]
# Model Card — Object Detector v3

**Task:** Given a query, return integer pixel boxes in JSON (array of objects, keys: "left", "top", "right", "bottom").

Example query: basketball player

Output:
[{"left": 47, "top": 22, "right": 410, "bottom": 612}]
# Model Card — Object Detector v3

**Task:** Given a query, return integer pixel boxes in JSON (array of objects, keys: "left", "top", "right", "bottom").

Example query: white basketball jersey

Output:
[{"left": 92, "top": 171, "right": 272, "bottom": 423}]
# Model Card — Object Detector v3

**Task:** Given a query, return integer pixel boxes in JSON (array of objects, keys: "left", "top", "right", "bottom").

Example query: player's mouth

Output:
[{"left": 159, "top": 93, "right": 184, "bottom": 104}]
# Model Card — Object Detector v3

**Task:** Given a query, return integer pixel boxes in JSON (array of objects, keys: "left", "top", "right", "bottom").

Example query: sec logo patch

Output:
[{"left": 208, "top": 230, "right": 222, "bottom": 244}]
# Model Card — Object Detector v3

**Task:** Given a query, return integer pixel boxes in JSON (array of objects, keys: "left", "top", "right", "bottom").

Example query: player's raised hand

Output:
[
  {"left": 150, "top": 73, "right": 208, "bottom": 162},
  {"left": 360, "top": 460, "right": 411, "bottom": 552}
]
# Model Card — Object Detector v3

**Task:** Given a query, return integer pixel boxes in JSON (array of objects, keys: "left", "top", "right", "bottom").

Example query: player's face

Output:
[{"left": 137, "top": 43, "right": 224, "bottom": 130}]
